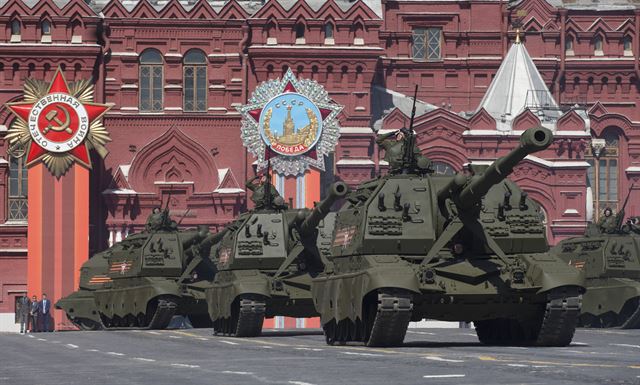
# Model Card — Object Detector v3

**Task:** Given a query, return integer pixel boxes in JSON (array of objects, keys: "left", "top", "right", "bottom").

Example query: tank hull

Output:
[
  {"left": 574, "top": 278, "right": 640, "bottom": 329},
  {"left": 553, "top": 235, "right": 640, "bottom": 329},
  {"left": 56, "top": 278, "right": 213, "bottom": 329},
  {"left": 55, "top": 289, "right": 104, "bottom": 330},
  {"left": 312, "top": 253, "right": 584, "bottom": 346},
  {"left": 206, "top": 269, "right": 317, "bottom": 336}
]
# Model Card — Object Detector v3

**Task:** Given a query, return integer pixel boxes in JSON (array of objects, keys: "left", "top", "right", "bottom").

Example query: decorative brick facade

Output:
[{"left": 0, "top": 0, "right": 639, "bottom": 318}]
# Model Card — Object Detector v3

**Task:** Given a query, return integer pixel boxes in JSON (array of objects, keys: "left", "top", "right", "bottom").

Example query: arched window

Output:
[
  {"left": 10, "top": 20, "right": 20, "bottom": 35},
  {"left": 183, "top": 49, "right": 207, "bottom": 112},
  {"left": 324, "top": 23, "right": 334, "bottom": 43},
  {"left": 431, "top": 161, "right": 456, "bottom": 176},
  {"left": 593, "top": 35, "right": 604, "bottom": 55},
  {"left": 41, "top": 20, "right": 51, "bottom": 35},
  {"left": 587, "top": 130, "right": 619, "bottom": 220},
  {"left": 71, "top": 19, "right": 82, "bottom": 44},
  {"left": 139, "top": 49, "right": 163, "bottom": 112},
  {"left": 295, "top": 23, "right": 305, "bottom": 44},
  {"left": 8, "top": 155, "right": 27, "bottom": 222},
  {"left": 265, "top": 20, "right": 277, "bottom": 45},
  {"left": 623, "top": 35, "right": 633, "bottom": 55},
  {"left": 353, "top": 22, "right": 364, "bottom": 45},
  {"left": 565, "top": 35, "right": 574, "bottom": 55}
]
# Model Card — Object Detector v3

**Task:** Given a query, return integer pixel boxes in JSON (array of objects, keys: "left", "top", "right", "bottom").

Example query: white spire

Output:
[{"left": 476, "top": 38, "right": 559, "bottom": 131}]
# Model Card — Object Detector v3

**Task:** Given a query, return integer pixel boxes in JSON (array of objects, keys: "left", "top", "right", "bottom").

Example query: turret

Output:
[
  {"left": 299, "top": 182, "right": 349, "bottom": 236},
  {"left": 438, "top": 126, "right": 553, "bottom": 211}
]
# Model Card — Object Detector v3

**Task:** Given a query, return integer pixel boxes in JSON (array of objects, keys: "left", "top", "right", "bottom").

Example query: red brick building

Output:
[{"left": 1, "top": 0, "right": 639, "bottom": 328}]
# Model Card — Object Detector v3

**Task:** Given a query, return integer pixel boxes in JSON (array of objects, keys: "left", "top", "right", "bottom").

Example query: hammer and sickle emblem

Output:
[{"left": 43, "top": 105, "right": 72, "bottom": 134}]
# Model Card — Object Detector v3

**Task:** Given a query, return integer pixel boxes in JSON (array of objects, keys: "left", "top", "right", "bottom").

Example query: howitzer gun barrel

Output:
[
  {"left": 198, "top": 227, "right": 229, "bottom": 251},
  {"left": 299, "top": 182, "right": 349, "bottom": 236},
  {"left": 442, "top": 126, "right": 553, "bottom": 210}
]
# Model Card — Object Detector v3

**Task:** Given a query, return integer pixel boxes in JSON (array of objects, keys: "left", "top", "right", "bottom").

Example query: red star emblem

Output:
[{"left": 6, "top": 68, "right": 111, "bottom": 170}]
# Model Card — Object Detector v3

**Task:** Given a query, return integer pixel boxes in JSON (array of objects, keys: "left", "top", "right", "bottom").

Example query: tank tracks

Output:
[
  {"left": 475, "top": 287, "right": 582, "bottom": 346},
  {"left": 323, "top": 290, "right": 413, "bottom": 347},
  {"left": 147, "top": 298, "right": 178, "bottom": 330},
  {"left": 97, "top": 297, "right": 178, "bottom": 330},
  {"left": 621, "top": 299, "right": 640, "bottom": 329},
  {"left": 69, "top": 317, "right": 103, "bottom": 331},
  {"left": 214, "top": 296, "right": 266, "bottom": 337}
]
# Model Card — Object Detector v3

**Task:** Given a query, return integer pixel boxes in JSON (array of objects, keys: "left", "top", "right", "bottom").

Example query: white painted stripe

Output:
[
  {"left": 37, "top": 338, "right": 46, "bottom": 341},
  {"left": 260, "top": 346, "right": 273, "bottom": 349},
  {"left": 295, "top": 347, "right": 323, "bottom": 352},
  {"left": 171, "top": 363, "right": 200, "bottom": 368},
  {"left": 407, "top": 331, "right": 435, "bottom": 335},
  {"left": 611, "top": 343, "right": 640, "bottom": 349},
  {"left": 197, "top": 338, "right": 209, "bottom": 341},
  {"left": 133, "top": 357, "right": 156, "bottom": 362},
  {"left": 572, "top": 342, "right": 589, "bottom": 346},
  {"left": 146, "top": 331, "right": 161, "bottom": 335},
  {"left": 507, "top": 364, "right": 529, "bottom": 367},
  {"left": 169, "top": 335, "right": 181, "bottom": 339},
  {"left": 423, "top": 374, "right": 466, "bottom": 379},
  {"left": 86, "top": 349, "right": 99, "bottom": 352},
  {"left": 424, "top": 356, "right": 464, "bottom": 363},
  {"left": 340, "top": 352, "right": 384, "bottom": 357},
  {"left": 107, "top": 352, "right": 125, "bottom": 356},
  {"left": 65, "top": 344, "right": 79, "bottom": 349},
  {"left": 220, "top": 340, "right": 239, "bottom": 345},
  {"left": 289, "top": 381, "right": 316, "bottom": 385},
  {"left": 27, "top": 334, "right": 34, "bottom": 338},
  {"left": 222, "top": 371, "right": 253, "bottom": 375},
  {"left": 461, "top": 333, "right": 477, "bottom": 337}
]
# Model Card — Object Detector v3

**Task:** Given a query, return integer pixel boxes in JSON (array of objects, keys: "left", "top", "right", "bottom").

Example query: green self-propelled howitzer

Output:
[
  {"left": 206, "top": 182, "right": 348, "bottom": 337},
  {"left": 312, "top": 126, "right": 586, "bottom": 347},
  {"left": 55, "top": 213, "right": 227, "bottom": 330},
  {"left": 552, "top": 184, "right": 640, "bottom": 329}
]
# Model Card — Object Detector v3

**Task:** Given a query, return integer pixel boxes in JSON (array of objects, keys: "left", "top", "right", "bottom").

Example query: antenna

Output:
[
  {"left": 409, "top": 84, "right": 418, "bottom": 132},
  {"left": 176, "top": 208, "right": 191, "bottom": 226},
  {"left": 402, "top": 85, "right": 419, "bottom": 172},
  {"left": 263, "top": 159, "right": 272, "bottom": 209}
]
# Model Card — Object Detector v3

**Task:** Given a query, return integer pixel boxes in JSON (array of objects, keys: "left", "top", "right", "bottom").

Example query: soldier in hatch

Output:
[
  {"left": 246, "top": 172, "right": 284, "bottom": 209},
  {"left": 145, "top": 206, "right": 177, "bottom": 232},
  {"left": 598, "top": 207, "right": 620, "bottom": 234},
  {"left": 375, "top": 127, "right": 431, "bottom": 173}
]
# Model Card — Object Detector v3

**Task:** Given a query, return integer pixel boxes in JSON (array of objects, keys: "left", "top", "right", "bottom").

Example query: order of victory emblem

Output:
[
  {"left": 238, "top": 69, "right": 342, "bottom": 176},
  {"left": 5, "top": 67, "right": 113, "bottom": 178}
]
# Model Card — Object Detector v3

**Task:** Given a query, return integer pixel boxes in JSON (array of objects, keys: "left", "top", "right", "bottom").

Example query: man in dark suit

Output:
[
  {"left": 16, "top": 295, "right": 30, "bottom": 334},
  {"left": 29, "top": 295, "right": 39, "bottom": 332},
  {"left": 40, "top": 294, "right": 51, "bottom": 332}
]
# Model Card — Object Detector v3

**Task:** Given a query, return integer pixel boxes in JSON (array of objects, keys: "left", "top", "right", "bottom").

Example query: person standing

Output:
[
  {"left": 40, "top": 294, "right": 51, "bottom": 332},
  {"left": 16, "top": 295, "right": 30, "bottom": 334},
  {"left": 29, "top": 295, "right": 39, "bottom": 332}
]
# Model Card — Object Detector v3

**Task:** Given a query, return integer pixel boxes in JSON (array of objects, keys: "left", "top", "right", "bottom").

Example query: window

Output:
[
  {"left": 266, "top": 21, "right": 277, "bottom": 45},
  {"left": 8, "top": 155, "right": 27, "bottom": 222},
  {"left": 587, "top": 130, "right": 619, "bottom": 220},
  {"left": 41, "top": 20, "right": 51, "bottom": 35},
  {"left": 623, "top": 35, "right": 632, "bottom": 56},
  {"left": 565, "top": 36, "right": 574, "bottom": 55},
  {"left": 353, "top": 23, "right": 364, "bottom": 45},
  {"left": 412, "top": 28, "right": 442, "bottom": 61},
  {"left": 183, "top": 50, "right": 207, "bottom": 112},
  {"left": 295, "top": 23, "right": 305, "bottom": 44},
  {"left": 324, "top": 23, "right": 334, "bottom": 39},
  {"left": 324, "top": 23, "right": 334, "bottom": 45},
  {"left": 10, "top": 19, "right": 21, "bottom": 43},
  {"left": 594, "top": 35, "right": 603, "bottom": 55},
  {"left": 431, "top": 161, "right": 456, "bottom": 176},
  {"left": 139, "top": 49, "right": 163, "bottom": 112},
  {"left": 10, "top": 20, "right": 20, "bottom": 35}
]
